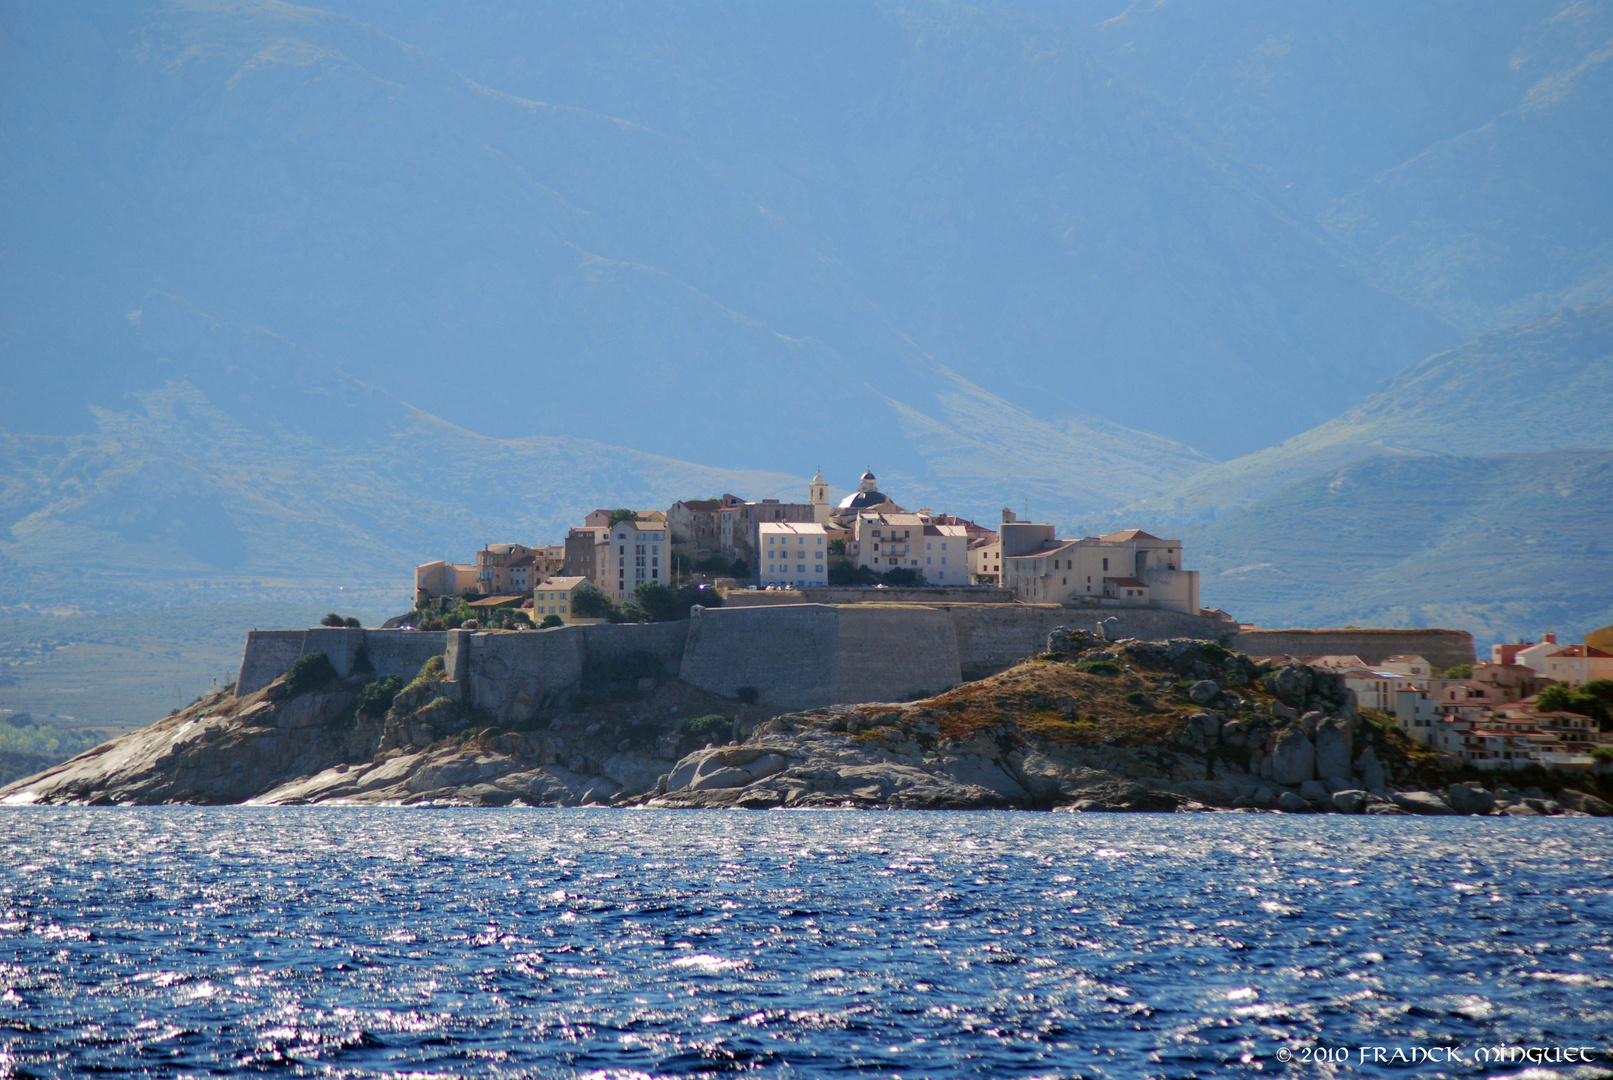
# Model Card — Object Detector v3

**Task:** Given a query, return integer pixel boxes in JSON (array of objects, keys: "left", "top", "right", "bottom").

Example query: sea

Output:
[{"left": 1, "top": 809, "right": 1610, "bottom": 1079}]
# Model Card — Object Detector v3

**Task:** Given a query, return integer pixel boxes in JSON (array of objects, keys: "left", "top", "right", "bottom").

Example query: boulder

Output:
[
  {"left": 1046, "top": 626, "right": 1073, "bottom": 653},
  {"left": 1391, "top": 790, "right": 1455, "bottom": 816},
  {"left": 1277, "top": 790, "right": 1307, "bottom": 812},
  {"left": 1188, "top": 680, "right": 1221, "bottom": 706},
  {"left": 1219, "top": 720, "right": 1247, "bottom": 748},
  {"left": 1354, "top": 746, "right": 1386, "bottom": 794},
  {"left": 1299, "top": 710, "right": 1323, "bottom": 737},
  {"left": 1313, "top": 717, "right": 1353, "bottom": 781},
  {"left": 1097, "top": 617, "right": 1120, "bottom": 641},
  {"left": 1331, "top": 789, "right": 1367, "bottom": 814},
  {"left": 1266, "top": 664, "right": 1312, "bottom": 707},
  {"left": 1446, "top": 783, "right": 1495, "bottom": 815},
  {"left": 1299, "top": 779, "right": 1330, "bottom": 804},
  {"left": 1558, "top": 790, "right": 1613, "bottom": 816},
  {"left": 1268, "top": 727, "right": 1316, "bottom": 786},
  {"left": 1501, "top": 802, "right": 1541, "bottom": 816}
]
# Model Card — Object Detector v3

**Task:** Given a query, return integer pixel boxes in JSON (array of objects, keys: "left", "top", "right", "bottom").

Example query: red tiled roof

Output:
[
  {"left": 1104, "top": 577, "right": 1148, "bottom": 588},
  {"left": 1548, "top": 645, "right": 1613, "bottom": 658},
  {"left": 1097, "top": 528, "right": 1162, "bottom": 543}
]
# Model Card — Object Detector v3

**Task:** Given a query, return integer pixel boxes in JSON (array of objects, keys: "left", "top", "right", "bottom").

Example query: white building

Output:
[
  {"left": 920, "top": 523, "right": 968, "bottom": 584},
  {"left": 990, "top": 513, "right": 1200, "bottom": 614},
  {"left": 1540, "top": 645, "right": 1613, "bottom": 686},
  {"left": 760, "top": 522, "right": 830, "bottom": 587},
  {"left": 604, "top": 513, "right": 668, "bottom": 602}
]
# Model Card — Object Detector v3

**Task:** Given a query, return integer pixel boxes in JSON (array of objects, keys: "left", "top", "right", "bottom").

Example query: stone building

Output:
[
  {"left": 475, "top": 543, "right": 536, "bottom": 595},
  {"left": 563, "top": 526, "right": 609, "bottom": 588},
  {"left": 415, "top": 559, "right": 478, "bottom": 601}
]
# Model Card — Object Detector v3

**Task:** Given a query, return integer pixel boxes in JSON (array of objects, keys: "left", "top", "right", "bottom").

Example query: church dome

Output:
[{"left": 837, "top": 488, "right": 891, "bottom": 510}]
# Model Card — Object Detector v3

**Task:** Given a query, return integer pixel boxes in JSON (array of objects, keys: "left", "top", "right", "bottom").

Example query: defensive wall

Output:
[
  {"left": 235, "top": 609, "right": 1473, "bottom": 724},
  {"left": 237, "top": 627, "right": 449, "bottom": 695},
  {"left": 721, "top": 586, "right": 1014, "bottom": 607},
  {"left": 1225, "top": 627, "right": 1475, "bottom": 672}
]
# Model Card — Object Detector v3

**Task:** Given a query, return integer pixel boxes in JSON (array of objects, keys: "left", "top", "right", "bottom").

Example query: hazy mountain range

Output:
[{"left": 2, "top": 1, "right": 1612, "bottom": 722}]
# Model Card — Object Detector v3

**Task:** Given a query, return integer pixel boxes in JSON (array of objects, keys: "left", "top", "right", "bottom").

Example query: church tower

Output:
[{"left": 809, "top": 468, "right": 830, "bottom": 524}]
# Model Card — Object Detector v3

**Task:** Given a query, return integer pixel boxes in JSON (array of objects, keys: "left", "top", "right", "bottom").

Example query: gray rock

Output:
[
  {"left": 1277, "top": 790, "right": 1307, "bottom": 812},
  {"left": 1391, "top": 790, "right": 1456, "bottom": 816},
  {"left": 1269, "top": 701, "right": 1297, "bottom": 722},
  {"left": 1558, "top": 790, "right": 1613, "bottom": 816},
  {"left": 1268, "top": 727, "right": 1316, "bottom": 786},
  {"left": 1354, "top": 746, "right": 1386, "bottom": 794},
  {"left": 1313, "top": 717, "right": 1353, "bottom": 780},
  {"left": 1299, "top": 710, "right": 1323, "bottom": 737},
  {"left": 1046, "top": 626, "right": 1072, "bottom": 653},
  {"left": 1266, "top": 664, "right": 1312, "bottom": 707},
  {"left": 1331, "top": 789, "right": 1367, "bottom": 814},
  {"left": 1446, "top": 783, "right": 1496, "bottom": 815},
  {"left": 1364, "top": 801, "right": 1408, "bottom": 815},
  {"left": 1219, "top": 720, "right": 1247, "bottom": 748},
  {"left": 1097, "top": 617, "right": 1120, "bottom": 641},
  {"left": 1188, "top": 680, "right": 1221, "bottom": 705},
  {"left": 1501, "top": 803, "right": 1541, "bottom": 816},
  {"left": 1299, "top": 779, "right": 1330, "bottom": 803}
]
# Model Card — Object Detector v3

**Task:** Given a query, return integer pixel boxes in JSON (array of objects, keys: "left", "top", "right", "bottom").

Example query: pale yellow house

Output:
[
  {"left": 533, "top": 576, "right": 590, "bottom": 624},
  {"left": 759, "top": 522, "right": 830, "bottom": 586}
]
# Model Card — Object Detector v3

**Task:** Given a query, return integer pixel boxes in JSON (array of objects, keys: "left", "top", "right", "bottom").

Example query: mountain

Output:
[
  {"left": 1127, "top": 301, "right": 1613, "bottom": 523},
  {"left": 1188, "top": 449, "right": 1613, "bottom": 645}
]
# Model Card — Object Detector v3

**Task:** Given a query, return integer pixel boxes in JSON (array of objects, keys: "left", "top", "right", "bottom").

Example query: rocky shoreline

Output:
[{"left": 3, "top": 632, "right": 1609, "bottom": 817}]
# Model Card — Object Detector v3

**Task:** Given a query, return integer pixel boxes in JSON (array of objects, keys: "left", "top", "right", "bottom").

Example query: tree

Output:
[
  {"left": 1538, "top": 680, "right": 1613, "bottom": 729},
  {"left": 827, "top": 537, "right": 846, "bottom": 555},
  {"left": 539, "top": 614, "right": 563, "bottom": 629},
  {"left": 881, "top": 567, "right": 922, "bottom": 586},
  {"left": 609, "top": 508, "right": 639, "bottom": 525},
  {"left": 828, "top": 560, "right": 877, "bottom": 586},
  {"left": 569, "top": 583, "right": 614, "bottom": 618},
  {"left": 321, "top": 613, "right": 346, "bottom": 627},
  {"left": 634, "top": 582, "right": 682, "bottom": 622},
  {"left": 1442, "top": 664, "right": 1472, "bottom": 679},
  {"left": 284, "top": 652, "right": 337, "bottom": 696},
  {"left": 345, "top": 616, "right": 362, "bottom": 628},
  {"left": 694, "top": 554, "right": 731, "bottom": 574},
  {"left": 611, "top": 601, "right": 650, "bottom": 623},
  {"left": 727, "top": 558, "right": 750, "bottom": 580},
  {"left": 356, "top": 675, "right": 403, "bottom": 718}
]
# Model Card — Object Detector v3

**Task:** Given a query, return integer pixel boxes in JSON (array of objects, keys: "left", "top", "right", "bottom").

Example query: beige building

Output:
[
  {"left": 1541, "top": 645, "right": 1613, "bottom": 686},
  {"left": 603, "top": 512, "right": 669, "bottom": 602},
  {"left": 994, "top": 514, "right": 1201, "bottom": 614},
  {"left": 850, "top": 511, "right": 927, "bottom": 573},
  {"left": 759, "top": 522, "right": 830, "bottom": 586},
  {"left": 475, "top": 543, "right": 536, "bottom": 594},
  {"left": 415, "top": 560, "right": 478, "bottom": 601},
  {"left": 532, "top": 576, "right": 590, "bottom": 624}
]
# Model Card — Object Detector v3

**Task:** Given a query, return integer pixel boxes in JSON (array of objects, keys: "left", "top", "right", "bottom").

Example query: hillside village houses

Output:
[{"left": 1263, "top": 628, "right": 1613, "bottom": 775}]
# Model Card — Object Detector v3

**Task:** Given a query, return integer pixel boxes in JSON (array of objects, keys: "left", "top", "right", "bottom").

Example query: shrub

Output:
[
  {"left": 684, "top": 714, "right": 733, "bottom": 745},
  {"left": 828, "top": 560, "right": 876, "bottom": 586},
  {"left": 694, "top": 554, "right": 732, "bottom": 574},
  {"left": 540, "top": 614, "right": 563, "bottom": 629},
  {"left": 611, "top": 601, "right": 650, "bottom": 623},
  {"left": 284, "top": 652, "right": 338, "bottom": 696},
  {"left": 727, "top": 558, "right": 750, "bottom": 580},
  {"left": 1442, "top": 664, "right": 1473, "bottom": 679},
  {"left": 569, "top": 583, "right": 614, "bottom": 619},
  {"left": 735, "top": 685, "right": 759, "bottom": 704},
  {"left": 609, "top": 508, "right": 640, "bottom": 525},
  {"left": 827, "top": 538, "right": 846, "bottom": 555},
  {"left": 403, "top": 654, "right": 446, "bottom": 695},
  {"left": 321, "top": 613, "right": 345, "bottom": 627},
  {"left": 633, "top": 582, "right": 682, "bottom": 622},
  {"left": 881, "top": 567, "right": 921, "bottom": 587},
  {"left": 1538, "top": 680, "right": 1613, "bottom": 728},
  {"left": 345, "top": 616, "right": 362, "bottom": 628},
  {"left": 1593, "top": 746, "right": 1613, "bottom": 765},
  {"left": 356, "top": 675, "right": 404, "bottom": 718},
  {"left": 1077, "top": 660, "right": 1120, "bottom": 676}
]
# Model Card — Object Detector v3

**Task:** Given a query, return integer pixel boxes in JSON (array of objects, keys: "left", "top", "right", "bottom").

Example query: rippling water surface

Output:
[{"left": 2, "top": 809, "right": 1611, "bottom": 1078}]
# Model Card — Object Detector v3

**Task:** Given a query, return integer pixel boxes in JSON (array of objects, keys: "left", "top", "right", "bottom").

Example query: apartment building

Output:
[{"left": 759, "top": 522, "right": 830, "bottom": 587}]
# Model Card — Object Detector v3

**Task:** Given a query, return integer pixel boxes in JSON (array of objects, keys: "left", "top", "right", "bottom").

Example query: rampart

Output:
[
  {"left": 721, "top": 586, "right": 1014, "bottom": 607},
  {"left": 1226, "top": 627, "right": 1475, "bottom": 671},
  {"left": 678, "top": 604, "right": 960, "bottom": 710},
  {"left": 237, "top": 628, "right": 448, "bottom": 695},
  {"left": 233, "top": 610, "right": 1471, "bottom": 724}
]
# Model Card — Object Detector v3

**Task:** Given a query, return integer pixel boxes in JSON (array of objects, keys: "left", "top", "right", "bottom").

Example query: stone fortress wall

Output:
[{"left": 238, "top": 605, "right": 1475, "bottom": 722}]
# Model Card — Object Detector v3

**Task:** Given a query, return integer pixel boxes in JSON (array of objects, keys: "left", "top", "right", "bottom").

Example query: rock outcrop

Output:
[{"left": 4, "top": 634, "right": 1607, "bottom": 816}]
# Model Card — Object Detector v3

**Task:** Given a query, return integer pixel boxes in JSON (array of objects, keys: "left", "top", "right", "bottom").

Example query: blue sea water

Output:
[{"left": 1, "top": 810, "right": 1610, "bottom": 1079}]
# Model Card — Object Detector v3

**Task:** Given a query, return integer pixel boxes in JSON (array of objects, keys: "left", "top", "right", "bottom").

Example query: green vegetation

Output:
[
  {"left": 284, "top": 652, "right": 337, "bottom": 696},
  {"left": 632, "top": 582, "right": 726, "bottom": 622},
  {"left": 684, "top": 714, "right": 733, "bottom": 744},
  {"left": 728, "top": 559, "right": 750, "bottom": 580},
  {"left": 828, "top": 561, "right": 925, "bottom": 587},
  {"left": 611, "top": 601, "right": 650, "bottom": 623},
  {"left": 735, "top": 685, "right": 759, "bottom": 704},
  {"left": 403, "top": 655, "right": 446, "bottom": 696},
  {"left": 1593, "top": 746, "right": 1613, "bottom": 765},
  {"left": 356, "top": 675, "right": 403, "bottom": 718},
  {"left": 693, "top": 554, "right": 732, "bottom": 575},
  {"left": 539, "top": 614, "right": 564, "bottom": 629},
  {"left": 1124, "top": 690, "right": 1149, "bottom": 707},
  {"left": 569, "top": 583, "right": 614, "bottom": 618},
  {"left": 609, "top": 508, "right": 640, "bottom": 526},
  {"left": 827, "top": 538, "right": 846, "bottom": 555},
  {"left": 1077, "top": 660, "right": 1120, "bottom": 676},
  {"left": 321, "top": 613, "right": 362, "bottom": 628},
  {"left": 1442, "top": 664, "right": 1473, "bottom": 679},
  {"left": 0, "top": 716, "right": 108, "bottom": 785},
  {"left": 1537, "top": 680, "right": 1613, "bottom": 729}
]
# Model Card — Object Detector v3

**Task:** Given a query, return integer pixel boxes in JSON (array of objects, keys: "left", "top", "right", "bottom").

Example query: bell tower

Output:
[{"left": 809, "top": 468, "right": 830, "bottom": 524}]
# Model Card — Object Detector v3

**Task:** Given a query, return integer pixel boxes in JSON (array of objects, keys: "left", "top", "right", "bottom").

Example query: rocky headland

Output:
[{"left": 4, "top": 631, "right": 1609, "bottom": 816}]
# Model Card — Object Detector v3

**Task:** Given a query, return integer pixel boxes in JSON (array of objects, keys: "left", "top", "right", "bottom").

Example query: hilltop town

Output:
[{"left": 409, "top": 468, "right": 1207, "bottom": 628}]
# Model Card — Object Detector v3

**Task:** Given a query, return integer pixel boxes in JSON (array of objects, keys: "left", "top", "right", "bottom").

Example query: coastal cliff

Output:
[{"left": 4, "top": 633, "right": 1607, "bottom": 816}]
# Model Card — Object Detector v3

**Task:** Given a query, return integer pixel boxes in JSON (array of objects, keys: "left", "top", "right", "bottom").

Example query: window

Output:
[
  {"left": 1103, "top": 558, "right": 1109, "bottom": 571},
  {"left": 926, "top": 542, "right": 932, "bottom": 550}
]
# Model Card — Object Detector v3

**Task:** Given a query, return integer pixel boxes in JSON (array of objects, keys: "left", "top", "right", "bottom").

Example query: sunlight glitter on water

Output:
[{"left": 0, "top": 808, "right": 1610, "bottom": 1078}]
